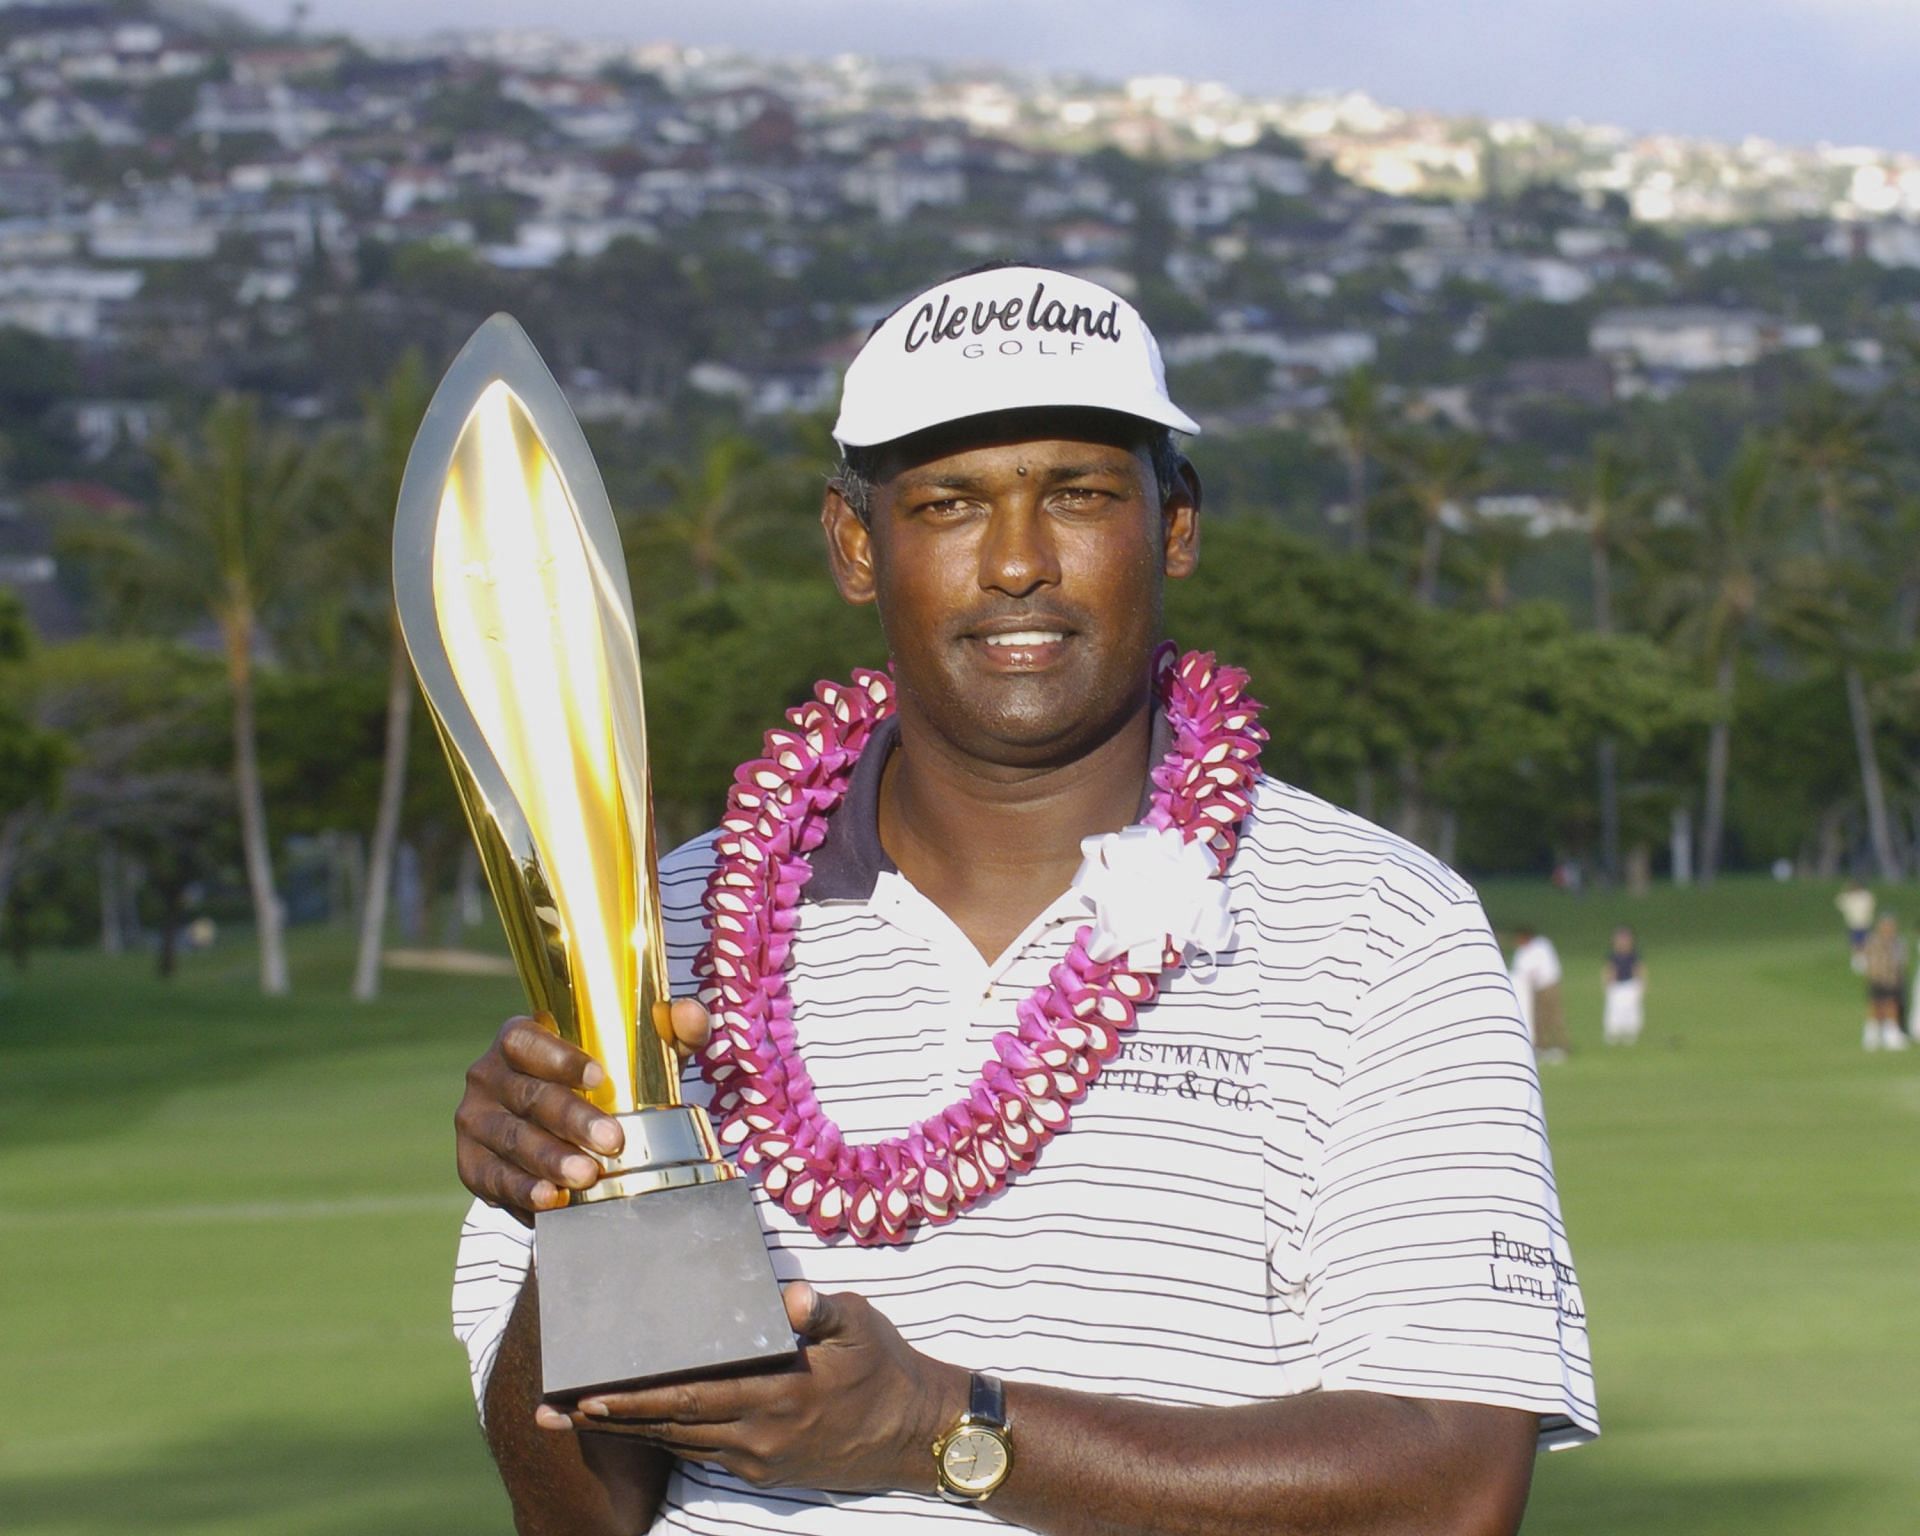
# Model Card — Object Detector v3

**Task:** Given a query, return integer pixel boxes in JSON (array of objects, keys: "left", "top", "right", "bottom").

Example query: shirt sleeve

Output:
[
  {"left": 450, "top": 1197, "right": 535, "bottom": 1425},
  {"left": 1302, "top": 893, "right": 1599, "bottom": 1449}
]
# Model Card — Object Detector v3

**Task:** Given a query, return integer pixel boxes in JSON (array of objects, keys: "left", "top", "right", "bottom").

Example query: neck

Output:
[{"left": 877, "top": 700, "right": 1154, "bottom": 958}]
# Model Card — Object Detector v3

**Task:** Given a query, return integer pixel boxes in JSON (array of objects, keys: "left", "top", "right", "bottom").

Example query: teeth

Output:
[{"left": 983, "top": 631, "right": 1063, "bottom": 647}]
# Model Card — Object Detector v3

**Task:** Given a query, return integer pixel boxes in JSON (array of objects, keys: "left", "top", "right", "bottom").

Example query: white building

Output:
[
  {"left": 1166, "top": 177, "right": 1253, "bottom": 233},
  {"left": 62, "top": 397, "right": 163, "bottom": 460},
  {"left": 840, "top": 153, "right": 965, "bottom": 225},
  {"left": 0, "top": 264, "right": 144, "bottom": 340},
  {"left": 1161, "top": 328, "right": 1377, "bottom": 376},
  {"left": 192, "top": 82, "right": 333, "bottom": 149},
  {"left": 1590, "top": 307, "right": 1822, "bottom": 372},
  {"left": 86, "top": 199, "right": 219, "bottom": 261},
  {"left": 1824, "top": 220, "right": 1920, "bottom": 270},
  {"left": 480, "top": 217, "right": 657, "bottom": 269},
  {"left": 1400, "top": 248, "right": 1594, "bottom": 304},
  {"left": 687, "top": 360, "right": 837, "bottom": 418},
  {"left": 0, "top": 216, "right": 78, "bottom": 261},
  {"left": 16, "top": 91, "right": 138, "bottom": 145}
]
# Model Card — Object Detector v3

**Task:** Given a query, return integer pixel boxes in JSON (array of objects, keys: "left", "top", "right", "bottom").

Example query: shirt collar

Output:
[{"left": 803, "top": 707, "right": 1174, "bottom": 904}]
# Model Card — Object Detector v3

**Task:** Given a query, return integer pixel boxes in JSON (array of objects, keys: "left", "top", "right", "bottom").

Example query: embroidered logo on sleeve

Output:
[{"left": 1488, "top": 1231, "right": 1586, "bottom": 1320}]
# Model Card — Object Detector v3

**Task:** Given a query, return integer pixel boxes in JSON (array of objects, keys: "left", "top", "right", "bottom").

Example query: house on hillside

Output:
[
  {"left": 840, "top": 150, "right": 965, "bottom": 225},
  {"left": 1824, "top": 220, "right": 1920, "bottom": 270},
  {"left": 0, "top": 262, "right": 141, "bottom": 339},
  {"left": 192, "top": 82, "right": 334, "bottom": 149},
  {"left": 1590, "top": 306, "right": 1821, "bottom": 373},
  {"left": 1161, "top": 326, "right": 1377, "bottom": 378},
  {"left": 1400, "top": 247, "right": 1593, "bottom": 304},
  {"left": 85, "top": 197, "right": 218, "bottom": 261},
  {"left": 686, "top": 359, "right": 837, "bottom": 419},
  {"left": 55, "top": 397, "right": 162, "bottom": 461}
]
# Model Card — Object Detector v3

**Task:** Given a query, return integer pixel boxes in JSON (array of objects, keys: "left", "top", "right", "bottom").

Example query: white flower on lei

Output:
[{"left": 1070, "top": 825, "right": 1235, "bottom": 974}]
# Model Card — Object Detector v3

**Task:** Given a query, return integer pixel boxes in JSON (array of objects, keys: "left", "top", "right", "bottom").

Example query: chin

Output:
[{"left": 951, "top": 681, "right": 1134, "bottom": 765}]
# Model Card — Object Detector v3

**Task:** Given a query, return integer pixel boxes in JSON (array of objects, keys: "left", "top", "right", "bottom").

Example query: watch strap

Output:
[{"left": 969, "top": 1370, "right": 1006, "bottom": 1429}]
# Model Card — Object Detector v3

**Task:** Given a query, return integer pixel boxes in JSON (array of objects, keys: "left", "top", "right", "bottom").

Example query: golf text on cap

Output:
[
  {"left": 830, "top": 264, "right": 1200, "bottom": 447},
  {"left": 904, "top": 278, "right": 1123, "bottom": 357}
]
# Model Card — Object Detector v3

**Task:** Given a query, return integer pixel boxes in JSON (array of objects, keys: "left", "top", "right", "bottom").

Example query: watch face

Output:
[{"left": 941, "top": 1426, "right": 1010, "bottom": 1494}]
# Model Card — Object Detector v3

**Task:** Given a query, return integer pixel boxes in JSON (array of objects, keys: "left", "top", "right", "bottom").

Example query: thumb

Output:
[{"left": 784, "top": 1281, "right": 849, "bottom": 1339}]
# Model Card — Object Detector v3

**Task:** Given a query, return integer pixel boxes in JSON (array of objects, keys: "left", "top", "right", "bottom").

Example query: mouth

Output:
[
  {"left": 965, "top": 622, "right": 1075, "bottom": 672},
  {"left": 981, "top": 629, "right": 1067, "bottom": 649}
]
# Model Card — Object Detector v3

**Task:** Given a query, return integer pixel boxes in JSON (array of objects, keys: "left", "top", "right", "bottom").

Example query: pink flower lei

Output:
[{"left": 695, "top": 644, "right": 1267, "bottom": 1245}]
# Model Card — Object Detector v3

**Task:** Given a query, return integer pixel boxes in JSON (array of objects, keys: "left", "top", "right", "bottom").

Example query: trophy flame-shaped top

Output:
[{"left": 394, "top": 316, "right": 675, "bottom": 1117}]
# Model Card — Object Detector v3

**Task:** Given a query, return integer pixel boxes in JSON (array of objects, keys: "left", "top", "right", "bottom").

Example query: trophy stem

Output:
[{"left": 577, "top": 1106, "right": 737, "bottom": 1205}]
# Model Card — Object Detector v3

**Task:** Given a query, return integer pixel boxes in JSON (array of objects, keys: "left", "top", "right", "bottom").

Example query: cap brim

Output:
[{"left": 833, "top": 385, "right": 1199, "bottom": 450}]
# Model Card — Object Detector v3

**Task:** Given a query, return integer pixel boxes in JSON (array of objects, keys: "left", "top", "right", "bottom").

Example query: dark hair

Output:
[{"left": 833, "top": 261, "right": 1188, "bottom": 523}]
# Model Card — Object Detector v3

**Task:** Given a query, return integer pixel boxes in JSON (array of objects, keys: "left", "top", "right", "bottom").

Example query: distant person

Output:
[
  {"left": 1861, "top": 913, "right": 1909, "bottom": 1052},
  {"left": 1602, "top": 926, "right": 1645, "bottom": 1046},
  {"left": 1511, "top": 925, "right": 1570, "bottom": 1062},
  {"left": 1837, "top": 880, "right": 1875, "bottom": 974}
]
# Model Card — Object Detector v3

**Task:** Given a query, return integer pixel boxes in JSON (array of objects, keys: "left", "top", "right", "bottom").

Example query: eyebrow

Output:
[{"left": 896, "top": 460, "right": 1136, "bottom": 495}]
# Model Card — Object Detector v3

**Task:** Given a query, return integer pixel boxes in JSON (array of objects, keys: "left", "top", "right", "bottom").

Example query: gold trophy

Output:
[{"left": 394, "top": 315, "right": 793, "bottom": 1398}]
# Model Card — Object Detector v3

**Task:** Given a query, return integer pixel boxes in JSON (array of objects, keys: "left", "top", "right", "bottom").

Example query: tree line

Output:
[{"left": 3, "top": 343, "right": 1918, "bottom": 996}]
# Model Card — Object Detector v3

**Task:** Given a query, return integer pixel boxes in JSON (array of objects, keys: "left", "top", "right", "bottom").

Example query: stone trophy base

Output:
[{"left": 534, "top": 1109, "right": 795, "bottom": 1399}]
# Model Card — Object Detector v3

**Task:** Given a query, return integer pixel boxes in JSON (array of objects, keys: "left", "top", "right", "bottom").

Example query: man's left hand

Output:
[{"left": 535, "top": 1285, "right": 966, "bottom": 1495}]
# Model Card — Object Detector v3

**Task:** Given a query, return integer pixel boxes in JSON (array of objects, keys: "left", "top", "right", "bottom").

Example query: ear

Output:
[
  {"left": 1162, "top": 455, "right": 1201, "bottom": 580},
  {"left": 822, "top": 482, "right": 877, "bottom": 605}
]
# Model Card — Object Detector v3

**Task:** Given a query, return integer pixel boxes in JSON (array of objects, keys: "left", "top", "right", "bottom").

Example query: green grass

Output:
[
  {"left": 1481, "top": 878, "right": 1920, "bottom": 1535},
  {"left": 2, "top": 882, "right": 1917, "bottom": 1534}
]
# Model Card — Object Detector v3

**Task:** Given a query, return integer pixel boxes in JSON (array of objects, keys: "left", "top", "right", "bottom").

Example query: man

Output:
[
  {"left": 1837, "top": 878, "right": 1875, "bottom": 974},
  {"left": 1508, "top": 925, "right": 1569, "bottom": 1064},
  {"left": 452, "top": 265, "right": 1596, "bottom": 1534},
  {"left": 1861, "top": 912, "right": 1909, "bottom": 1052},
  {"left": 1601, "top": 924, "right": 1646, "bottom": 1047}
]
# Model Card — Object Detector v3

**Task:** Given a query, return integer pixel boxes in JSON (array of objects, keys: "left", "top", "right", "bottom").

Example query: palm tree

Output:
[
  {"left": 1577, "top": 438, "right": 1657, "bottom": 884},
  {"left": 1369, "top": 428, "right": 1489, "bottom": 848},
  {"left": 1327, "top": 368, "right": 1389, "bottom": 555},
  {"left": 639, "top": 430, "right": 774, "bottom": 594},
  {"left": 339, "top": 353, "right": 433, "bottom": 1001},
  {"left": 82, "top": 396, "right": 319, "bottom": 994},
  {"left": 1777, "top": 392, "right": 1902, "bottom": 879},
  {"left": 1463, "top": 508, "right": 1531, "bottom": 613},
  {"left": 1656, "top": 437, "right": 1817, "bottom": 885},
  {"left": 1382, "top": 428, "right": 1492, "bottom": 607}
]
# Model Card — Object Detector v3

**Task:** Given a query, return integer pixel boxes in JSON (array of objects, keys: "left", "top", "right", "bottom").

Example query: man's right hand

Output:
[{"left": 455, "top": 1003, "right": 712, "bottom": 1224}]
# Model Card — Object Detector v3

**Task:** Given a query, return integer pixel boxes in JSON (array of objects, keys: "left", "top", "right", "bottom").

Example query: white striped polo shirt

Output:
[{"left": 453, "top": 725, "right": 1598, "bottom": 1530}]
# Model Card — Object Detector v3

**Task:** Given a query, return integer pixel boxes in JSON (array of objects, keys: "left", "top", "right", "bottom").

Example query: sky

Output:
[{"left": 233, "top": 0, "right": 1920, "bottom": 156}]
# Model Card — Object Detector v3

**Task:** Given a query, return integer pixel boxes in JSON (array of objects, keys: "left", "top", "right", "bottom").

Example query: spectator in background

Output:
[
  {"left": 1837, "top": 879, "right": 1876, "bottom": 975},
  {"left": 1862, "top": 914, "right": 1909, "bottom": 1052},
  {"left": 1511, "top": 925, "right": 1570, "bottom": 1063},
  {"left": 1602, "top": 926, "right": 1645, "bottom": 1046}
]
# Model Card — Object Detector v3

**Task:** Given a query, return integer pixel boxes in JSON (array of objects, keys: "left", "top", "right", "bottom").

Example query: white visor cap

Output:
[{"left": 832, "top": 265, "right": 1200, "bottom": 450}]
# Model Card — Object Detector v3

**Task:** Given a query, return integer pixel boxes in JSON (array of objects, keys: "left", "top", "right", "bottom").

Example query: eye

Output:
[
  {"left": 918, "top": 497, "right": 977, "bottom": 519},
  {"left": 1050, "top": 485, "right": 1113, "bottom": 510}
]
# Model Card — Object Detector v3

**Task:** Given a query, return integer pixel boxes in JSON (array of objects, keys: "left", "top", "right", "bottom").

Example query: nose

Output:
[{"left": 978, "top": 500, "right": 1060, "bottom": 599}]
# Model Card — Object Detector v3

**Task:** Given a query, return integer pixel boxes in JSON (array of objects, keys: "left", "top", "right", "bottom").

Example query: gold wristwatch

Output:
[{"left": 933, "top": 1371, "right": 1013, "bottom": 1504}]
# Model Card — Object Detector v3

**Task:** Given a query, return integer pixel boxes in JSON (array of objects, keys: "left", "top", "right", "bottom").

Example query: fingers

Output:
[
  {"left": 459, "top": 1003, "right": 713, "bottom": 1221},
  {"left": 786, "top": 1282, "right": 854, "bottom": 1340},
  {"left": 463, "top": 1103, "right": 601, "bottom": 1196},
  {"left": 456, "top": 1015, "right": 627, "bottom": 1217},
  {"left": 500, "top": 1015, "right": 605, "bottom": 1090},
  {"left": 484, "top": 1019, "right": 623, "bottom": 1151},
  {"left": 575, "top": 1376, "right": 764, "bottom": 1426},
  {"left": 654, "top": 998, "right": 712, "bottom": 1054}
]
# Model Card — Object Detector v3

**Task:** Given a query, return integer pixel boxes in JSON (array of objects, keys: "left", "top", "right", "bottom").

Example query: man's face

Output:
[{"left": 823, "top": 409, "right": 1199, "bottom": 771}]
